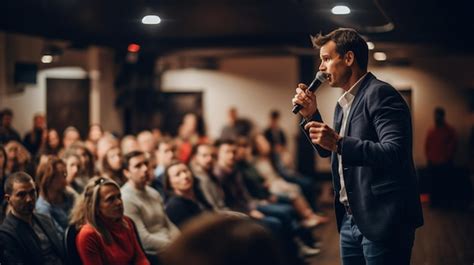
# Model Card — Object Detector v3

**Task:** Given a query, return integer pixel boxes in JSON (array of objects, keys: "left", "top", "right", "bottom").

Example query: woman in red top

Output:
[{"left": 70, "top": 177, "right": 150, "bottom": 265}]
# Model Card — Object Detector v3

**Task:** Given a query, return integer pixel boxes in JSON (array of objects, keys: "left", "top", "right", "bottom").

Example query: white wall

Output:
[
  {"left": 161, "top": 56, "right": 300, "bottom": 157},
  {"left": 372, "top": 56, "right": 474, "bottom": 166},
  {"left": 0, "top": 32, "right": 122, "bottom": 137}
]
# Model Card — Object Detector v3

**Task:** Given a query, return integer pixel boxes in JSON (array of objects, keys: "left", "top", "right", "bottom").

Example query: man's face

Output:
[
  {"left": 195, "top": 145, "right": 214, "bottom": 171},
  {"left": 217, "top": 144, "right": 236, "bottom": 169},
  {"left": 124, "top": 155, "right": 148, "bottom": 190},
  {"left": 6, "top": 180, "right": 37, "bottom": 218},
  {"left": 319, "top": 41, "right": 352, "bottom": 89},
  {"left": 157, "top": 143, "right": 175, "bottom": 167}
]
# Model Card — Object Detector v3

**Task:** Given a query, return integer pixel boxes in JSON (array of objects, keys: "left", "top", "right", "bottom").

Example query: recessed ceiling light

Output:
[
  {"left": 142, "top": 15, "right": 161, "bottom": 25},
  {"left": 41, "top": 55, "right": 53, "bottom": 64},
  {"left": 367, "top": 42, "right": 375, "bottom": 50},
  {"left": 373, "top": 52, "right": 387, "bottom": 61},
  {"left": 331, "top": 5, "right": 351, "bottom": 15}
]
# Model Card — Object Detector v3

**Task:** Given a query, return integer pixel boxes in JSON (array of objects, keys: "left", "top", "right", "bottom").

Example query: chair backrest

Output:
[{"left": 64, "top": 225, "right": 83, "bottom": 265}]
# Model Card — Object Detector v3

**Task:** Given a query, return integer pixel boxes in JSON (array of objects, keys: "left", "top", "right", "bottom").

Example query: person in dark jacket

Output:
[
  {"left": 0, "top": 171, "right": 66, "bottom": 265},
  {"left": 293, "top": 28, "right": 423, "bottom": 265}
]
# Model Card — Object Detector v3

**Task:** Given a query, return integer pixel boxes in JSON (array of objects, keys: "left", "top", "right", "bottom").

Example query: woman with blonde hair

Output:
[{"left": 69, "top": 177, "right": 149, "bottom": 265}]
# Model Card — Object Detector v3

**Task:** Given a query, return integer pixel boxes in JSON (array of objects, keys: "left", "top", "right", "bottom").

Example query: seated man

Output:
[
  {"left": 0, "top": 171, "right": 66, "bottom": 265},
  {"left": 121, "top": 151, "right": 180, "bottom": 263}
]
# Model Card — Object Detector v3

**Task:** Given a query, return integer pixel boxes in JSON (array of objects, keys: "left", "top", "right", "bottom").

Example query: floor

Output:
[{"left": 306, "top": 199, "right": 474, "bottom": 265}]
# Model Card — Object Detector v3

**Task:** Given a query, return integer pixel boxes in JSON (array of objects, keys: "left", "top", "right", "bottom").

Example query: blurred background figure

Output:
[
  {"left": 263, "top": 110, "right": 287, "bottom": 155},
  {"left": 38, "top": 129, "right": 62, "bottom": 156},
  {"left": 22, "top": 112, "right": 47, "bottom": 156},
  {"left": 0, "top": 108, "right": 21, "bottom": 144},
  {"left": 101, "top": 146, "right": 126, "bottom": 186},
  {"left": 425, "top": 107, "right": 457, "bottom": 207},
  {"left": 5, "top": 141, "right": 33, "bottom": 176},
  {"left": 176, "top": 113, "right": 208, "bottom": 163},
  {"left": 62, "top": 126, "right": 81, "bottom": 150}
]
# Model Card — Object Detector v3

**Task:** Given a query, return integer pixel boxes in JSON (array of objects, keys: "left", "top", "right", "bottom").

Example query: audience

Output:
[
  {"left": 0, "top": 108, "right": 21, "bottom": 144},
  {"left": 0, "top": 145, "right": 8, "bottom": 221},
  {"left": 61, "top": 152, "right": 83, "bottom": 195},
  {"left": 121, "top": 151, "right": 180, "bottom": 263},
  {"left": 62, "top": 126, "right": 81, "bottom": 150},
  {"left": 151, "top": 138, "right": 176, "bottom": 196},
  {"left": 101, "top": 146, "right": 127, "bottom": 186},
  {"left": 5, "top": 140, "right": 33, "bottom": 176},
  {"left": 189, "top": 143, "right": 228, "bottom": 210},
  {"left": 35, "top": 156, "right": 76, "bottom": 235},
  {"left": 0, "top": 107, "right": 345, "bottom": 264},
  {"left": 163, "top": 160, "right": 213, "bottom": 227},
  {"left": 69, "top": 177, "right": 150, "bottom": 265},
  {"left": 22, "top": 113, "right": 47, "bottom": 156},
  {"left": 0, "top": 172, "right": 66, "bottom": 265},
  {"left": 39, "top": 128, "right": 62, "bottom": 156}
]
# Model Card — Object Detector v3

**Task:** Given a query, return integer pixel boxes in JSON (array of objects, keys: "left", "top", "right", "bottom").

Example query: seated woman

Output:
[
  {"left": 162, "top": 161, "right": 213, "bottom": 228},
  {"left": 35, "top": 156, "right": 76, "bottom": 235},
  {"left": 69, "top": 177, "right": 150, "bottom": 265},
  {"left": 101, "top": 146, "right": 127, "bottom": 186}
]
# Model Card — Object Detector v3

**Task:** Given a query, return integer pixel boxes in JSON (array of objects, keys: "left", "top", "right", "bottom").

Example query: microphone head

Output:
[{"left": 315, "top": 71, "right": 328, "bottom": 82}]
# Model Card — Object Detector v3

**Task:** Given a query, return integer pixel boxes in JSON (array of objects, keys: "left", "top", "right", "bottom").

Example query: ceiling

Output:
[{"left": 1, "top": 0, "right": 473, "bottom": 56}]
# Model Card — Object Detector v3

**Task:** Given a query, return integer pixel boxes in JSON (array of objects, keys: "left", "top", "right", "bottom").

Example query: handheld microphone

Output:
[{"left": 292, "top": 71, "right": 328, "bottom": 114}]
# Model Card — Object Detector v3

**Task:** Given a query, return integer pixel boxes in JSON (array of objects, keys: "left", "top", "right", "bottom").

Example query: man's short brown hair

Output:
[{"left": 311, "top": 28, "right": 369, "bottom": 71}]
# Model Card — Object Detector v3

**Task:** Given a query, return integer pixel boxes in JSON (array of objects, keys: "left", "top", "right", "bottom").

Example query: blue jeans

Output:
[{"left": 340, "top": 213, "right": 414, "bottom": 265}]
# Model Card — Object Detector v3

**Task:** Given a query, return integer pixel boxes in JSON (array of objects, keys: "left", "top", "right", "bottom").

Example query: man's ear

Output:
[
  {"left": 345, "top": 51, "right": 355, "bottom": 67},
  {"left": 4, "top": 194, "right": 10, "bottom": 202},
  {"left": 123, "top": 168, "right": 130, "bottom": 179}
]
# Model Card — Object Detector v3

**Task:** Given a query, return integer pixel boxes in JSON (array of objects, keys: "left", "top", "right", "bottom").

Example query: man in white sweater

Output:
[{"left": 121, "top": 150, "right": 180, "bottom": 262}]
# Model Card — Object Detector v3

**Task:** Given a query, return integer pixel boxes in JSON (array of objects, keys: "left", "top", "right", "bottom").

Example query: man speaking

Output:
[{"left": 292, "top": 28, "right": 423, "bottom": 265}]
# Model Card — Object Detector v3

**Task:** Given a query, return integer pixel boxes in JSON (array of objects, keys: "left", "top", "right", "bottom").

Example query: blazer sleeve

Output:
[
  {"left": 341, "top": 84, "right": 413, "bottom": 168},
  {"left": 299, "top": 111, "right": 332, "bottom": 158}
]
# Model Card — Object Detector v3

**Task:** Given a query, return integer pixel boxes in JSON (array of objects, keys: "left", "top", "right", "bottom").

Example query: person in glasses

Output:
[{"left": 69, "top": 177, "right": 150, "bottom": 265}]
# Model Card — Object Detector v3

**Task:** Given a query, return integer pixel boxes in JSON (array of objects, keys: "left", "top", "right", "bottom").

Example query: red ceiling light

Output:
[{"left": 128, "top": 43, "right": 141, "bottom": 53}]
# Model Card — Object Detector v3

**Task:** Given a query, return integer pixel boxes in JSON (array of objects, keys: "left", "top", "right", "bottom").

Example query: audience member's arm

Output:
[
  {"left": 123, "top": 199, "right": 173, "bottom": 251},
  {"left": 0, "top": 231, "right": 27, "bottom": 264}
]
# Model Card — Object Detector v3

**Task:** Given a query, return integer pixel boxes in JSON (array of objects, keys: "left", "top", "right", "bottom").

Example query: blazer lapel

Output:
[{"left": 345, "top": 73, "right": 374, "bottom": 136}]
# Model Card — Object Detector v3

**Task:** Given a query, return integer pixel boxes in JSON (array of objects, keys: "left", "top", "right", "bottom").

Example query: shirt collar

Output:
[{"left": 337, "top": 73, "right": 367, "bottom": 108}]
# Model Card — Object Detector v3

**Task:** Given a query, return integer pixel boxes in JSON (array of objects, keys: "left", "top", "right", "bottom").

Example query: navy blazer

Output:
[
  {"left": 301, "top": 73, "right": 423, "bottom": 241},
  {"left": 0, "top": 212, "right": 66, "bottom": 265}
]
